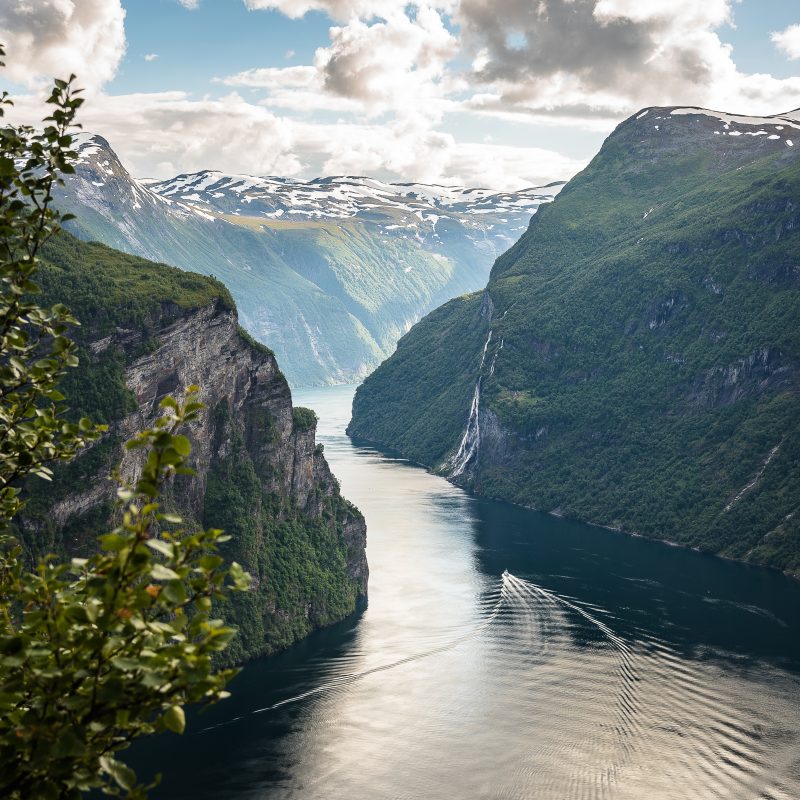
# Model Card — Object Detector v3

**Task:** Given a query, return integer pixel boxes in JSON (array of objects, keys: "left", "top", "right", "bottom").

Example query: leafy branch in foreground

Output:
[
  {"left": 0, "top": 45, "right": 103, "bottom": 524},
  {"left": 0, "top": 389, "right": 251, "bottom": 799},
  {"left": 0, "top": 45, "right": 250, "bottom": 798}
]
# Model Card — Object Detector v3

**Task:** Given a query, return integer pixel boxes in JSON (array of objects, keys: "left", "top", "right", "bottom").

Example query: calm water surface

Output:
[{"left": 141, "top": 384, "right": 800, "bottom": 799}]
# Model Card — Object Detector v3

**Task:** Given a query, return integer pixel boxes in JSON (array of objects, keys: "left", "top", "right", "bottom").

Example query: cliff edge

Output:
[{"left": 19, "top": 232, "right": 367, "bottom": 662}]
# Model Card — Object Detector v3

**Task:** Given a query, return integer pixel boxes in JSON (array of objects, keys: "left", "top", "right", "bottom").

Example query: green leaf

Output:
[
  {"left": 100, "top": 756, "right": 137, "bottom": 791},
  {"left": 172, "top": 434, "right": 191, "bottom": 456},
  {"left": 151, "top": 563, "right": 180, "bottom": 581},
  {"left": 146, "top": 539, "right": 175, "bottom": 558},
  {"left": 163, "top": 704, "right": 186, "bottom": 734}
]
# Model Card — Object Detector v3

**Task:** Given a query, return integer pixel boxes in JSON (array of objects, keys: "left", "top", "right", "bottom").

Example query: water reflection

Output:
[{"left": 139, "top": 385, "right": 800, "bottom": 800}]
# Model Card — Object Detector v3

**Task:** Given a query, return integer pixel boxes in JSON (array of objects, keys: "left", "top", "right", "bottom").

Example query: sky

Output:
[{"left": 1, "top": 0, "right": 799, "bottom": 189}]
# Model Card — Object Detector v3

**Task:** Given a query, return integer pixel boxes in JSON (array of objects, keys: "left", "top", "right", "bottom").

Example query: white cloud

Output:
[
  {"left": 456, "top": 0, "right": 800, "bottom": 122},
  {"left": 224, "top": 3, "right": 463, "bottom": 126},
  {"left": 772, "top": 24, "right": 800, "bottom": 61},
  {"left": 242, "top": 0, "right": 430, "bottom": 22},
  {"left": 9, "top": 85, "right": 573, "bottom": 188},
  {"left": 7, "top": 89, "right": 299, "bottom": 179},
  {"left": 144, "top": 53, "right": 159, "bottom": 62},
  {"left": 316, "top": 6, "right": 457, "bottom": 112},
  {"left": 0, "top": 0, "right": 126, "bottom": 91},
  {"left": 289, "top": 116, "right": 582, "bottom": 188},
  {"left": 178, "top": 0, "right": 200, "bottom": 9},
  {"left": 223, "top": 65, "right": 320, "bottom": 90}
]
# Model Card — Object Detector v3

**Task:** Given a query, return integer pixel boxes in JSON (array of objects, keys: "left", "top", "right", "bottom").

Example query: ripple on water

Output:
[{"left": 193, "top": 571, "right": 800, "bottom": 800}]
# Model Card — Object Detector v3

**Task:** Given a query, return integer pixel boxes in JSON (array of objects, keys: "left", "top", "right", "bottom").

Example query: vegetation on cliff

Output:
[
  {"left": 349, "top": 107, "right": 800, "bottom": 576},
  {"left": 20, "top": 228, "right": 368, "bottom": 665},
  {"left": 204, "top": 400, "right": 362, "bottom": 663}
]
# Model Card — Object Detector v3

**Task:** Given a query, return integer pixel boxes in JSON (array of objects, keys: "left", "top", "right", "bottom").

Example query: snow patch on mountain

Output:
[{"left": 146, "top": 169, "right": 562, "bottom": 241}]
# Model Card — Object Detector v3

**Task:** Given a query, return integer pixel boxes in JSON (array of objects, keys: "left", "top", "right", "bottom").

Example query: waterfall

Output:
[
  {"left": 489, "top": 338, "right": 503, "bottom": 376},
  {"left": 448, "top": 330, "right": 493, "bottom": 478}
]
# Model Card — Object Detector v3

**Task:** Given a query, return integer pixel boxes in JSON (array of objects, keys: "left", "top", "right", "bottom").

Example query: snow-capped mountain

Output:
[
  {"left": 56, "top": 133, "right": 562, "bottom": 386},
  {"left": 147, "top": 170, "right": 560, "bottom": 252}
]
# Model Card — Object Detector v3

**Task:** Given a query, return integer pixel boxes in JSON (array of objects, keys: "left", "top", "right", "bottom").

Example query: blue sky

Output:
[{"left": 2, "top": 0, "right": 799, "bottom": 188}]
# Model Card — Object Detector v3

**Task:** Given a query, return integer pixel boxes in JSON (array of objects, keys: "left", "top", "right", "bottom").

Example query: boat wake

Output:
[{"left": 198, "top": 572, "right": 800, "bottom": 799}]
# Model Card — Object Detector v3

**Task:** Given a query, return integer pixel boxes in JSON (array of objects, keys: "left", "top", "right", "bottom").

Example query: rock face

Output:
[
  {"left": 349, "top": 105, "right": 800, "bottom": 578},
  {"left": 20, "top": 233, "right": 367, "bottom": 663}
]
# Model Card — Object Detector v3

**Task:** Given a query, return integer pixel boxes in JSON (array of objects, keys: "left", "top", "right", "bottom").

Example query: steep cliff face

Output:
[
  {"left": 349, "top": 106, "right": 800, "bottom": 577},
  {"left": 20, "top": 232, "right": 367, "bottom": 662}
]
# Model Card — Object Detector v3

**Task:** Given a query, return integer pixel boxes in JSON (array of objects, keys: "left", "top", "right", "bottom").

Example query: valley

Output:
[{"left": 55, "top": 134, "right": 560, "bottom": 386}]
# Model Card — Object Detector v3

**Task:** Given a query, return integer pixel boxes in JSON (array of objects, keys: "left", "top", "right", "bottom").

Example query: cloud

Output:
[
  {"left": 178, "top": 0, "right": 200, "bottom": 9},
  {"left": 0, "top": 0, "right": 126, "bottom": 91},
  {"left": 220, "top": 64, "right": 367, "bottom": 113},
  {"left": 9, "top": 83, "right": 574, "bottom": 188},
  {"left": 224, "top": 4, "right": 462, "bottom": 122},
  {"left": 772, "top": 24, "right": 800, "bottom": 61},
  {"left": 242, "top": 0, "right": 422, "bottom": 22},
  {"left": 456, "top": 0, "right": 800, "bottom": 121},
  {"left": 289, "top": 115, "right": 582, "bottom": 188},
  {"left": 316, "top": 6, "right": 457, "bottom": 111},
  {"left": 237, "top": 0, "right": 800, "bottom": 133},
  {"left": 7, "top": 89, "right": 299, "bottom": 179},
  {"left": 3, "top": 0, "right": 798, "bottom": 192}
]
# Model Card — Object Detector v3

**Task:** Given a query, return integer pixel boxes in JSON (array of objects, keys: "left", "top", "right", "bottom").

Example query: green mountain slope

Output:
[
  {"left": 17, "top": 231, "right": 368, "bottom": 662},
  {"left": 348, "top": 106, "right": 800, "bottom": 577}
]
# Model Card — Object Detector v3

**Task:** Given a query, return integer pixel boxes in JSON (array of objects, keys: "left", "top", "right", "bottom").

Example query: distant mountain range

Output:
[
  {"left": 349, "top": 105, "right": 800, "bottom": 576},
  {"left": 55, "top": 134, "right": 562, "bottom": 385}
]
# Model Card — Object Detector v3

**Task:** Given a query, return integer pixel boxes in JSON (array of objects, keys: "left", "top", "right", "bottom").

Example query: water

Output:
[{"left": 141, "top": 385, "right": 800, "bottom": 799}]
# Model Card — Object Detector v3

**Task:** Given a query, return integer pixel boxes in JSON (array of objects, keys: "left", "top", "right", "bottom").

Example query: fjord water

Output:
[{"left": 146, "top": 385, "right": 800, "bottom": 799}]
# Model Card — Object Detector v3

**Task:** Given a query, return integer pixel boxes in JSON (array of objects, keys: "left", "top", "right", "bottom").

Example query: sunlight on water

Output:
[{"left": 142, "top": 385, "right": 800, "bottom": 800}]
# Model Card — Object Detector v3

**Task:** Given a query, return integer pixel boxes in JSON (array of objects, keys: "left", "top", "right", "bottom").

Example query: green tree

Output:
[
  {"left": 0, "top": 50, "right": 99, "bottom": 522},
  {"left": 0, "top": 48, "right": 250, "bottom": 797}
]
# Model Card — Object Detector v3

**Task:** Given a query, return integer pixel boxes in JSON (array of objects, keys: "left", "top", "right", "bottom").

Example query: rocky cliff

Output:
[
  {"left": 19, "top": 232, "right": 367, "bottom": 663},
  {"left": 349, "top": 105, "right": 800, "bottom": 577}
]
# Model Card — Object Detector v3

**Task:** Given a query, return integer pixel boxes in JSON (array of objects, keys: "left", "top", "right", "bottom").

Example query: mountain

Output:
[
  {"left": 17, "top": 231, "right": 368, "bottom": 663},
  {"left": 348, "top": 105, "right": 800, "bottom": 577},
  {"left": 55, "top": 133, "right": 561, "bottom": 386}
]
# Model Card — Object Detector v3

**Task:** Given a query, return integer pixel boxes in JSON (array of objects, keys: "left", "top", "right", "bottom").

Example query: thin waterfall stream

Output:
[{"left": 448, "top": 329, "right": 493, "bottom": 477}]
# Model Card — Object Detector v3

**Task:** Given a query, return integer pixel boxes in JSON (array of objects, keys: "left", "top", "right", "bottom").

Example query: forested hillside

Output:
[{"left": 349, "top": 106, "right": 800, "bottom": 576}]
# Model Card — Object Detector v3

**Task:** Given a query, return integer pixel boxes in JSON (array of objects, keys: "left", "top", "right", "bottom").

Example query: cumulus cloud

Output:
[
  {"left": 86, "top": 92, "right": 300, "bottom": 178},
  {"left": 220, "top": 65, "right": 368, "bottom": 115},
  {"left": 457, "top": 0, "right": 800, "bottom": 121},
  {"left": 318, "top": 6, "right": 456, "bottom": 109},
  {"left": 0, "top": 0, "right": 126, "bottom": 91},
  {"left": 285, "top": 116, "right": 582, "bottom": 188},
  {"left": 177, "top": 0, "right": 200, "bottom": 9},
  {"left": 144, "top": 53, "right": 159, "bottom": 62},
  {"left": 9, "top": 84, "right": 574, "bottom": 188},
  {"left": 228, "top": 3, "right": 458, "bottom": 119},
  {"left": 7, "top": 89, "right": 300, "bottom": 179},
  {"left": 772, "top": 24, "right": 800, "bottom": 61}
]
